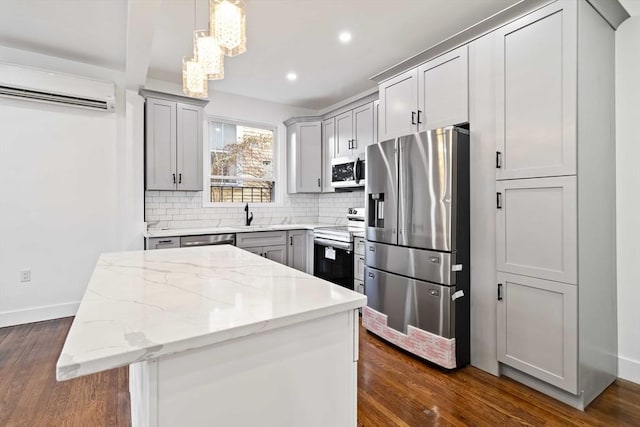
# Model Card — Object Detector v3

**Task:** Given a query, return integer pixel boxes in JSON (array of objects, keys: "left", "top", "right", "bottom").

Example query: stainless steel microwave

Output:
[{"left": 331, "top": 155, "right": 365, "bottom": 188}]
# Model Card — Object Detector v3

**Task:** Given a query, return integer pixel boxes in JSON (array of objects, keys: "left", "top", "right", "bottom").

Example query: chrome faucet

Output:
[{"left": 244, "top": 203, "right": 254, "bottom": 226}]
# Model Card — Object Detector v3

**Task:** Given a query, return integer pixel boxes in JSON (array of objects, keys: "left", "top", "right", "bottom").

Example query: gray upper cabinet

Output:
[
  {"left": 497, "top": 272, "right": 578, "bottom": 393},
  {"left": 143, "top": 90, "right": 207, "bottom": 191},
  {"left": 335, "top": 102, "right": 375, "bottom": 156},
  {"left": 417, "top": 46, "right": 468, "bottom": 132},
  {"left": 286, "top": 118, "right": 322, "bottom": 193},
  {"left": 322, "top": 118, "right": 336, "bottom": 193},
  {"left": 379, "top": 45, "right": 469, "bottom": 141},
  {"left": 176, "top": 103, "right": 203, "bottom": 191},
  {"left": 495, "top": 2, "right": 577, "bottom": 180},
  {"left": 496, "top": 176, "right": 577, "bottom": 284},
  {"left": 378, "top": 69, "right": 418, "bottom": 141},
  {"left": 335, "top": 111, "right": 353, "bottom": 158},
  {"left": 145, "top": 98, "right": 177, "bottom": 190}
]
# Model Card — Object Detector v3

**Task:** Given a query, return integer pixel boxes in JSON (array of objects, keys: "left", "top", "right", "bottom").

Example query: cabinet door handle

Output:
[
  {"left": 172, "top": 173, "right": 176, "bottom": 184},
  {"left": 496, "top": 192, "right": 502, "bottom": 209},
  {"left": 348, "top": 140, "right": 351, "bottom": 149},
  {"left": 417, "top": 110, "right": 423, "bottom": 124},
  {"left": 290, "top": 236, "right": 293, "bottom": 246},
  {"left": 496, "top": 151, "right": 502, "bottom": 169},
  {"left": 178, "top": 173, "right": 182, "bottom": 184},
  {"left": 411, "top": 111, "right": 416, "bottom": 125},
  {"left": 497, "top": 283, "right": 503, "bottom": 301},
  {"left": 317, "top": 178, "right": 321, "bottom": 187},
  {"left": 158, "top": 240, "right": 173, "bottom": 244}
]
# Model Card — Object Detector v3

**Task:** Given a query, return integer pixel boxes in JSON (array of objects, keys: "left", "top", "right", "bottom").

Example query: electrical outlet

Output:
[{"left": 20, "top": 269, "right": 31, "bottom": 283}]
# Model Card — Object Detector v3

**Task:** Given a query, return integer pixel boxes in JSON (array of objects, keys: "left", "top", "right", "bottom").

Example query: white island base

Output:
[{"left": 130, "top": 310, "right": 359, "bottom": 427}]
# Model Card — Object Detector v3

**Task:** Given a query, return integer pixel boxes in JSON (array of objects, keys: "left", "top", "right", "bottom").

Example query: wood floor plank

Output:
[{"left": 1, "top": 317, "right": 639, "bottom": 426}]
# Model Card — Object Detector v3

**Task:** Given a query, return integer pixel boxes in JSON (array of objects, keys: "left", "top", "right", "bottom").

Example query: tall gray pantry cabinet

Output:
[
  {"left": 492, "top": 0, "right": 617, "bottom": 410},
  {"left": 141, "top": 89, "right": 208, "bottom": 191}
]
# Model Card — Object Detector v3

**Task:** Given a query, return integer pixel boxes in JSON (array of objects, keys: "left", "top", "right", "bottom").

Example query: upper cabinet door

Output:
[
  {"left": 417, "top": 46, "right": 469, "bottom": 132},
  {"left": 322, "top": 118, "right": 336, "bottom": 193},
  {"left": 352, "top": 102, "right": 375, "bottom": 153},
  {"left": 495, "top": 1, "right": 577, "bottom": 180},
  {"left": 496, "top": 176, "right": 577, "bottom": 284},
  {"left": 176, "top": 103, "right": 203, "bottom": 191},
  {"left": 146, "top": 98, "right": 177, "bottom": 190},
  {"left": 297, "top": 122, "right": 322, "bottom": 193},
  {"left": 378, "top": 68, "right": 418, "bottom": 141},
  {"left": 335, "top": 110, "right": 353, "bottom": 158}
]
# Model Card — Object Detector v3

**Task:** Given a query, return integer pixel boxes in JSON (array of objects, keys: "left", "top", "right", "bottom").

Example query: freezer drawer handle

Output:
[
  {"left": 429, "top": 256, "right": 440, "bottom": 264},
  {"left": 497, "top": 283, "right": 503, "bottom": 301}
]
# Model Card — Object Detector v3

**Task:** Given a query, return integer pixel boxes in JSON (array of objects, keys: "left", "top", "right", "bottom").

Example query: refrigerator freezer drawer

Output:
[
  {"left": 364, "top": 241, "right": 455, "bottom": 286},
  {"left": 364, "top": 266, "right": 454, "bottom": 338}
]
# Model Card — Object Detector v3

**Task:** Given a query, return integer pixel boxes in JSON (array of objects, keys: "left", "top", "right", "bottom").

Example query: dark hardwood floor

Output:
[
  {"left": 0, "top": 318, "right": 130, "bottom": 427},
  {"left": 1, "top": 317, "right": 639, "bottom": 426}
]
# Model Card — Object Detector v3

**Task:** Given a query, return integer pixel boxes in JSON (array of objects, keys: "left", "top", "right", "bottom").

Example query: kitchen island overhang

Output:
[{"left": 57, "top": 245, "right": 366, "bottom": 427}]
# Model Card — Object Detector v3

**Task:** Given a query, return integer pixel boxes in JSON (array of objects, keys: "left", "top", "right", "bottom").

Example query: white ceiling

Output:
[{"left": 0, "top": 0, "right": 521, "bottom": 110}]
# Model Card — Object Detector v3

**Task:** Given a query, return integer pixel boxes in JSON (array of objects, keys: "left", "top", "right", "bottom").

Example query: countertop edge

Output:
[
  {"left": 56, "top": 297, "right": 366, "bottom": 381},
  {"left": 144, "top": 224, "right": 334, "bottom": 238}
]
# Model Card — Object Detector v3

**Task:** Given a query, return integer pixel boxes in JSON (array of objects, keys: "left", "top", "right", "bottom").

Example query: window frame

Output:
[{"left": 202, "top": 115, "right": 282, "bottom": 207}]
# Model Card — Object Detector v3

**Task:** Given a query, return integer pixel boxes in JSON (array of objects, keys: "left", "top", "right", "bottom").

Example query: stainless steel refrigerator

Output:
[{"left": 364, "top": 126, "right": 470, "bottom": 368}]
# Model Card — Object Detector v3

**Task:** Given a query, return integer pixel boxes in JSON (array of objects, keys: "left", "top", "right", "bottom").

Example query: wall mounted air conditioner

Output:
[{"left": 0, "top": 62, "right": 115, "bottom": 112}]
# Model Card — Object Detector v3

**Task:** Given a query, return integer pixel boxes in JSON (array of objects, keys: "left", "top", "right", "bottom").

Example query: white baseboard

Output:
[
  {"left": 619, "top": 355, "right": 640, "bottom": 385},
  {"left": 0, "top": 302, "right": 79, "bottom": 328}
]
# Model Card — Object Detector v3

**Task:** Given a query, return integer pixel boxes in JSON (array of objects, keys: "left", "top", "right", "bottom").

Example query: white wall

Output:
[
  {"left": 0, "top": 48, "right": 143, "bottom": 327},
  {"left": 615, "top": 13, "right": 640, "bottom": 384},
  {"left": 143, "top": 79, "right": 321, "bottom": 229}
]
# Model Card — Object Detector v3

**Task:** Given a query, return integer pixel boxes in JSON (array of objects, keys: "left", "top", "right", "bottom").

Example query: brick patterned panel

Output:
[{"left": 362, "top": 306, "right": 457, "bottom": 369}]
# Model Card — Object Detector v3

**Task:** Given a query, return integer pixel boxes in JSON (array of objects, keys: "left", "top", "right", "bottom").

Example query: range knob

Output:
[{"left": 348, "top": 208, "right": 354, "bottom": 214}]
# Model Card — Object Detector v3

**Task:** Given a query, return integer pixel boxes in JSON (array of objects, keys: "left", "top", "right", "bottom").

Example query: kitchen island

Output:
[{"left": 56, "top": 246, "right": 366, "bottom": 427}]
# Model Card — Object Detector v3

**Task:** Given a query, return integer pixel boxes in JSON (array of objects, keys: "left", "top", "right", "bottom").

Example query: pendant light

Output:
[
  {"left": 194, "top": 30, "right": 225, "bottom": 80},
  {"left": 182, "top": 56, "right": 208, "bottom": 98},
  {"left": 182, "top": 0, "right": 208, "bottom": 98},
  {"left": 210, "top": 0, "right": 246, "bottom": 57}
]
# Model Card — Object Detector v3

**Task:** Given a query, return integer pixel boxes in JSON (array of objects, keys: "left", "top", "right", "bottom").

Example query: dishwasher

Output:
[{"left": 180, "top": 234, "right": 236, "bottom": 247}]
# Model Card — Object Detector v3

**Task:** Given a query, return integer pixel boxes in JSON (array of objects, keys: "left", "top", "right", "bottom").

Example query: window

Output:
[{"left": 207, "top": 119, "right": 275, "bottom": 203}]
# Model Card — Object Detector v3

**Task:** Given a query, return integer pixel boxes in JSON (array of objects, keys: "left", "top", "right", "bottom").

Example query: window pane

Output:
[{"left": 208, "top": 120, "right": 275, "bottom": 203}]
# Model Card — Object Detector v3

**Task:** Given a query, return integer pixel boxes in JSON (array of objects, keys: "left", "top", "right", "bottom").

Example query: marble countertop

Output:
[
  {"left": 56, "top": 246, "right": 366, "bottom": 381},
  {"left": 145, "top": 223, "right": 330, "bottom": 238}
]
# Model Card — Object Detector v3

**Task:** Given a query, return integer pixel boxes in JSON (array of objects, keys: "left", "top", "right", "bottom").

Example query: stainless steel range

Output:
[{"left": 313, "top": 208, "right": 365, "bottom": 290}]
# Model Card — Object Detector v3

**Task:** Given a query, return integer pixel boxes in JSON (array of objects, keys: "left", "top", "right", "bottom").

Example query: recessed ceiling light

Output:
[
  {"left": 339, "top": 32, "right": 352, "bottom": 43},
  {"left": 286, "top": 72, "right": 297, "bottom": 81}
]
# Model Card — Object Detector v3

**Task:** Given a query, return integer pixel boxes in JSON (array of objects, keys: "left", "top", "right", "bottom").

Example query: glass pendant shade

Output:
[
  {"left": 182, "top": 57, "right": 208, "bottom": 98},
  {"left": 210, "top": 0, "right": 246, "bottom": 57},
  {"left": 194, "top": 30, "right": 225, "bottom": 80}
]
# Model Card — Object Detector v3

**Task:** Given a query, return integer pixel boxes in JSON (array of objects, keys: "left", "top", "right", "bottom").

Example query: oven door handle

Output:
[{"left": 314, "top": 238, "right": 353, "bottom": 251}]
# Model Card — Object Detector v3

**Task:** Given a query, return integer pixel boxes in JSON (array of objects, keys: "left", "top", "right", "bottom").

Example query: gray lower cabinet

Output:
[
  {"left": 146, "top": 237, "right": 180, "bottom": 250},
  {"left": 237, "top": 231, "right": 288, "bottom": 265},
  {"left": 354, "top": 237, "right": 365, "bottom": 295},
  {"left": 287, "top": 230, "right": 308, "bottom": 272},
  {"left": 497, "top": 272, "right": 578, "bottom": 393},
  {"left": 142, "top": 90, "right": 207, "bottom": 191}
]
